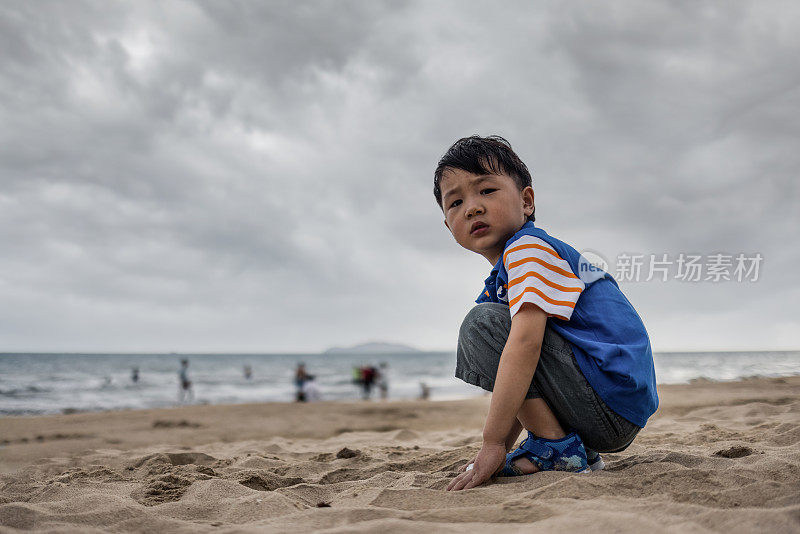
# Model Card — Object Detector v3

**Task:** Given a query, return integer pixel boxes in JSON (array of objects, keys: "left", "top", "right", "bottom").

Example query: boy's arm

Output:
[
  {"left": 447, "top": 303, "right": 547, "bottom": 491},
  {"left": 505, "top": 418, "right": 524, "bottom": 452},
  {"left": 482, "top": 303, "right": 547, "bottom": 445}
]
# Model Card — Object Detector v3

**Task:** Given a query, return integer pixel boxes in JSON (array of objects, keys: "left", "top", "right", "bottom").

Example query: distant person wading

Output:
[
  {"left": 178, "top": 359, "right": 194, "bottom": 403},
  {"left": 295, "top": 363, "right": 309, "bottom": 402}
]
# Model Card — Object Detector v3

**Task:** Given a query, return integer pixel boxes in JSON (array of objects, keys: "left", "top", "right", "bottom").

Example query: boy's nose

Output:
[{"left": 465, "top": 204, "right": 484, "bottom": 218}]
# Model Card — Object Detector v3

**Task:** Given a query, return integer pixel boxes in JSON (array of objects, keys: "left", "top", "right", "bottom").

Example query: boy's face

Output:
[{"left": 440, "top": 167, "right": 534, "bottom": 264}]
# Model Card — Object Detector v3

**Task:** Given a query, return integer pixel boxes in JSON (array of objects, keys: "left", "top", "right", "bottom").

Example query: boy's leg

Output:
[
  {"left": 515, "top": 398, "right": 566, "bottom": 440},
  {"left": 456, "top": 303, "right": 640, "bottom": 455}
]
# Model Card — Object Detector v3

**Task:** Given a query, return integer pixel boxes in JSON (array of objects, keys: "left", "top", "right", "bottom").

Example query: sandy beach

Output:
[{"left": 1, "top": 375, "right": 799, "bottom": 533}]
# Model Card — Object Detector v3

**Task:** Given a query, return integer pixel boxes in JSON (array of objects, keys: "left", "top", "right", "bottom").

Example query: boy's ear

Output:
[
  {"left": 443, "top": 219, "right": 451, "bottom": 232},
  {"left": 522, "top": 186, "right": 535, "bottom": 217}
]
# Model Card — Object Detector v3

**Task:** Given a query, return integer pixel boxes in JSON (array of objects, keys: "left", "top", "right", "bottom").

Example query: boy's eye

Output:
[
  {"left": 480, "top": 188, "right": 497, "bottom": 195},
  {"left": 448, "top": 199, "right": 462, "bottom": 209}
]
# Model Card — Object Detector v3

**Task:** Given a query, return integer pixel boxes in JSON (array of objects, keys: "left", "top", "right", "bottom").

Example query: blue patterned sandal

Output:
[{"left": 497, "top": 431, "right": 591, "bottom": 476}]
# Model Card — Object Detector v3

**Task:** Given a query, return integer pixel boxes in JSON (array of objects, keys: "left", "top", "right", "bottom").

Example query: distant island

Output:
[{"left": 323, "top": 342, "right": 421, "bottom": 354}]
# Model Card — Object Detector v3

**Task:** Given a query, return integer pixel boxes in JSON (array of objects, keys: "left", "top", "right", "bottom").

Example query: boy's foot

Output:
[
  {"left": 509, "top": 456, "right": 539, "bottom": 475},
  {"left": 498, "top": 431, "right": 590, "bottom": 476},
  {"left": 511, "top": 453, "right": 604, "bottom": 474}
]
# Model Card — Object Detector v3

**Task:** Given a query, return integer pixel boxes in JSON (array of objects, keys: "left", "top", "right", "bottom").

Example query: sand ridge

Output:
[{"left": 1, "top": 376, "right": 799, "bottom": 533}]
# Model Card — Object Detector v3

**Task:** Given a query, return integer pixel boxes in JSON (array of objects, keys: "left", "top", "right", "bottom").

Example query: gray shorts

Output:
[{"left": 455, "top": 303, "right": 640, "bottom": 453}]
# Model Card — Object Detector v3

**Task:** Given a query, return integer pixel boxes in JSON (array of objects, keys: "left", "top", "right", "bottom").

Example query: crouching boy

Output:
[{"left": 436, "top": 136, "right": 658, "bottom": 491}]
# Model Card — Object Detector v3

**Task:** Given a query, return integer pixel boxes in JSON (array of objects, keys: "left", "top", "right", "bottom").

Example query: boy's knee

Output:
[
  {"left": 458, "top": 303, "right": 510, "bottom": 346},
  {"left": 456, "top": 304, "right": 510, "bottom": 383}
]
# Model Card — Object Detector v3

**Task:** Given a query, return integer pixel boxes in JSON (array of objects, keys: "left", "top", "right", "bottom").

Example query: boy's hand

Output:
[
  {"left": 457, "top": 457, "right": 477, "bottom": 472},
  {"left": 446, "top": 442, "right": 506, "bottom": 491}
]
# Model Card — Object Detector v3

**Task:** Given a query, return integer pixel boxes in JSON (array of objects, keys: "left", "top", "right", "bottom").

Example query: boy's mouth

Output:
[{"left": 470, "top": 222, "right": 489, "bottom": 236}]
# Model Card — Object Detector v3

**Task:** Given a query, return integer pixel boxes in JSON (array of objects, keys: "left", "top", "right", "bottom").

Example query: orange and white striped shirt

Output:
[
  {"left": 502, "top": 235, "right": 585, "bottom": 320},
  {"left": 475, "top": 221, "right": 658, "bottom": 428}
]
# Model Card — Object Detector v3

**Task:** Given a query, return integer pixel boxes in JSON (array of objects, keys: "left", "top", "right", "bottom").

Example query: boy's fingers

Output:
[
  {"left": 462, "top": 469, "right": 485, "bottom": 490},
  {"left": 454, "top": 473, "right": 472, "bottom": 491},
  {"left": 446, "top": 473, "right": 465, "bottom": 491},
  {"left": 447, "top": 478, "right": 460, "bottom": 491},
  {"left": 463, "top": 471, "right": 487, "bottom": 490},
  {"left": 448, "top": 471, "right": 471, "bottom": 491},
  {"left": 449, "top": 461, "right": 499, "bottom": 491}
]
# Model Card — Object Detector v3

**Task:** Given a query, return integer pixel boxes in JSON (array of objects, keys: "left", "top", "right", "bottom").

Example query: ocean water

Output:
[{"left": 1, "top": 350, "right": 799, "bottom": 416}]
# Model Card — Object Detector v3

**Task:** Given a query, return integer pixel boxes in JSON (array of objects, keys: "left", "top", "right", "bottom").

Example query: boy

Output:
[{"left": 436, "top": 136, "right": 658, "bottom": 491}]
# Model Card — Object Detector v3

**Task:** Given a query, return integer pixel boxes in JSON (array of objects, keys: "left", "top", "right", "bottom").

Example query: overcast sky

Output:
[{"left": 1, "top": 1, "right": 798, "bottom": 353}]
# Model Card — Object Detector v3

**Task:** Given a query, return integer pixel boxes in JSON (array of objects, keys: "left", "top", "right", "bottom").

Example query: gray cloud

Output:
[{"left": 0, "top": 0, "right": 798, "bottom": 352}]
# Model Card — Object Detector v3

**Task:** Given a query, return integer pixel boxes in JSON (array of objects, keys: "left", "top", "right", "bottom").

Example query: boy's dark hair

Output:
[{"left": 433, "top": 135, "right": 535, "bottom": 222}]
